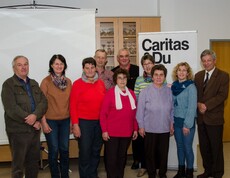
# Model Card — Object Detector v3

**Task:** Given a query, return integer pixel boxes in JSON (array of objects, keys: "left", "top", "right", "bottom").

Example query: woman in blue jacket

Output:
[{"left": 171, "top": 62, "right": 197, "bottom": 178}]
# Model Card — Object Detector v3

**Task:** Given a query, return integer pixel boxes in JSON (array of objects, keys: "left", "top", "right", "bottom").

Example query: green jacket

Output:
[{"left": 1, "top": 74, "right": 48, "bottom": 133}]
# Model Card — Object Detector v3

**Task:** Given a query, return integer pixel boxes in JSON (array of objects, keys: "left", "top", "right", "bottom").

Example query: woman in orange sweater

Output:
[{"left": 40, "top": 54, "right": 72, "bottom": 178}]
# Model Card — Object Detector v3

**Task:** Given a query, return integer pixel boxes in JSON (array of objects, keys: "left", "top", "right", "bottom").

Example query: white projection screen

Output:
[{"left": 0, "top": 9, "right": 96, "bottom": 144}]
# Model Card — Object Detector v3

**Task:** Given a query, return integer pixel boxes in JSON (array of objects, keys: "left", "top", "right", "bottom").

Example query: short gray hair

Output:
[
  {"left": 12, "top": 55, "right": 29, "bottom": 67},
  {"left": 200, "top": 49, "right": 216, "bottom": 60}
]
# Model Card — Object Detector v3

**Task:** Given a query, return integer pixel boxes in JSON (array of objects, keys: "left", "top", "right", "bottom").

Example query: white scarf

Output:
[{"left": 115, "top": 85, "right": 136, "bottom": 110}]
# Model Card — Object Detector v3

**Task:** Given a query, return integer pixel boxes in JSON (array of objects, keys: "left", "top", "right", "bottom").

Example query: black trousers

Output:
[
  {"left": 104, "top": 137, "right": 131, "bottom": 178},
  {"left": 131, "top": 134, "right": 146, "bottom": 168},
  {"left": 198, "top": 123, "right": 224, "bottom": 178},
  {"left": 144, "top": 132, "right": 170, "bottom": 178},
  {"left": 7, "top": 131, "right": 40, "bottom": 178}
]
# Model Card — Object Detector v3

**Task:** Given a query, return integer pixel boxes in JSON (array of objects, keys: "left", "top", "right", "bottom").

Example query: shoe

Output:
[
  {"left": 173, "top": 165, "right": 186, "bottom": 178},
  {"left": 197, "top": 172, "right": 212, "bottom": 178},
  {"left": 159, "top": 176, "right": 167, "bottom": 178},
  {"left": 137, "top": 168, "right": 147, "bottom": 177},
  {"left": 131, "top": 161, "right": 139, "bottom": 169},
  {"left": 186, "top": 168, "right": 194, "bottom": 178}
]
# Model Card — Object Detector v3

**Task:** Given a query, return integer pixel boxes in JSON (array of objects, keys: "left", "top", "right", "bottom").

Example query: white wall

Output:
[
  {"left": 0, "top": 0, "right": 159, "bottom": 16},
  {"left": 1, "top": 0, "right": 230, "bottom": 57},
  {"left": 160, "top": 0, "right": 230, "bottom": 67},
  {"left": 0, "top": 9, "right": 96, "bottom": 144}
]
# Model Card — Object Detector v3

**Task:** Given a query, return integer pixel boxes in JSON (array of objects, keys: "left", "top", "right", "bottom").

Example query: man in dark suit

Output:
[
  {"left": 112, "top": 48, "right": 139, "bottom": 90},
  {"left": 194, "top": 49, "right": 229, "bottom": 178}
]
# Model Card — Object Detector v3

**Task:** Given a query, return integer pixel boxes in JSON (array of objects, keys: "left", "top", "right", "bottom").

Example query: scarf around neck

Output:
[
  {"left": 143, "top": 71, "right": 153, "bottom": 83},
  {"left": 171, "top": 79, "right": 193, "bottom": 96},
  {"left": 51, "top": 73, "right": 67, "bottom": 91},
  {"left": 115, "top": 85, "right": 136, "bottom": 110},
  {"left": 81, "top": 72, "right": 99, "bottom": 83}
]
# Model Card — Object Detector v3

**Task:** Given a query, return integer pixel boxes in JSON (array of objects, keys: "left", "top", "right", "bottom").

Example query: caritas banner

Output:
[{"left": 138, "top": 31, "right": 198, "bottom": 83}]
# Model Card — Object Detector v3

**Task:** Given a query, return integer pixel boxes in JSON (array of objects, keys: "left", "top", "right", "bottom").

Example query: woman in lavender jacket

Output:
[{"left": 136, "top": 64, "right": 174, "bottom": 178}]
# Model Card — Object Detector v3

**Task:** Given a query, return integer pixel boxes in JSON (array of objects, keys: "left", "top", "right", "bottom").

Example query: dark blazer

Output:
[{"left": 194, "top": 68, "right": 229, "bottom": 125}]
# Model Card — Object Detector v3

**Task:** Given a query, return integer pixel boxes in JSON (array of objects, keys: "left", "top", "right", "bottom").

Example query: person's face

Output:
[
  {"left": 116, "top": 73, "right": 127, "bottom": 90},
  {"left": 152, "top": 70, "right": 165, "bottom": 87},
  {"left": 201, "top": 54, "right": 216, "bottom": 72},
  {"left": 51, "top": 59, "right": 65, "bottom": 75},
  {"left": 142, "top": 59, "right": 154, "bottom": 75},
  {"left": 95, "top": 51, "right": 107, "bottom": 68},
  {"left": 177, "top": 65, "right": 188, "bottom": 81},
  {"left": 117, "top": 50, "right": 130, "bottom": 67},
  {"left": 13, "top": 57, "right": 29, "bottom": 80},
  {"left": 83, "top": 63, "right": 96, "bottom": 79}
]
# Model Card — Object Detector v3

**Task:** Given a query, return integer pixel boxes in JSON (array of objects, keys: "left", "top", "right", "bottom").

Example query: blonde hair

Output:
[{"left": 172, "top": 62, "right": 194, "bottom": 81}]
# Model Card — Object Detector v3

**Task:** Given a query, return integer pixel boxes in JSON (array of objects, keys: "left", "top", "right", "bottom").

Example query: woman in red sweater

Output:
[
  {"left": 100, "top": 68, "right": 138, "bottom": 178},
  {"left": 70, "top": 57, "right": 106, "bottom": 178}
]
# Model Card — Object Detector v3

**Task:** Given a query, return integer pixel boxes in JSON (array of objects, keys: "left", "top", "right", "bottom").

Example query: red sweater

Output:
[
  {"left": 70, "top": 78, "right": 106, "bottom": 124},
  {"left": 100, "top": 87, "right": 138, "bottom": 137}
]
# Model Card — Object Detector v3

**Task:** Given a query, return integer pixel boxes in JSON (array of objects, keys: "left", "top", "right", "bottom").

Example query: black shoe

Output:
[
  {"left": 173, "top": 165, "right": 186, "bottom": 178},
  {"left": 159, "top": 175, "right": 167, "bottom": 178},
  {"left": 131, "top": 161, "right": 139, "bottom": 169},
  {"left": 197, "top": 172, "right": 212, "bottom": 178}
]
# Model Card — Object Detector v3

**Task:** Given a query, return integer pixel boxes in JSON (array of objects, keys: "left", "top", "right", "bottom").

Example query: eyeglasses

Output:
[
  {"left": 153, "top": 73, "right": 165, "bottom": 77},
  {"left": 119, "top": 55, "right": 129, "bottom": 58},
  {"left": 117, "top": 76, "right": 127, "bottom": 80},
  {"left": 143, "top": 62, "right": 153, "bottom": 67}
]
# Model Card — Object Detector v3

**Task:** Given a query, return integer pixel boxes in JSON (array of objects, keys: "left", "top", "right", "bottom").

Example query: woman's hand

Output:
[
  {"left": 170, "top": 122, "right": 174, "bottom": 136},
  {"left": 132, "top": 131, "right": 138, "bottom": 140},
  {"left": 41, "top": 118, "right": 52, "bottom": 134},
  {"left": 72, "top": 124, "right": 81, "bottom": 138},
  {"left": 183, "top": 127, "right": 190, "bottom": 136},
  {"left": 102, "top": 132, "right": 110, "bottom": 141},
  {"left": 138, "top": 128, "right": 145, "bottom": 138}
]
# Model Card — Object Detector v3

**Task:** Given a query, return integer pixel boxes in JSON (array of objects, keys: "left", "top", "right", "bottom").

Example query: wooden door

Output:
[{"left": 211, "top": 40, "right": 230, "bottom": 141}]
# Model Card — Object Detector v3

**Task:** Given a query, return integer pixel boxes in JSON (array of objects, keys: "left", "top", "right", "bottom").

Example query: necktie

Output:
[{"left": 203, "top": 72, "right": 209, "bottom": 91}]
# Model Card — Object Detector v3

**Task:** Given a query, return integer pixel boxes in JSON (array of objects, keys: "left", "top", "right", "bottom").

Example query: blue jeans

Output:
[
  {"left": 78, "top": 119, "right": 103, "bottom": 178},
  {"left": 45, "top": 118, "right": 70, "bottom": 178},
  {"left": 174, "top": 125, "right": 195, "bottom": 169}
]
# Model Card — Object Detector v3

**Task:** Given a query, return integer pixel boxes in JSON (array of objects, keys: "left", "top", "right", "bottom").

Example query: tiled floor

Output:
[{"left": 0, "top": 142, "right": 230, "bottom": 178}]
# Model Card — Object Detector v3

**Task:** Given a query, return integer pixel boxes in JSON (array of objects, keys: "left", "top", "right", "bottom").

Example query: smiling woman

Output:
[{"left": 100, "top": 68, "right": 138, "bottom": 178}]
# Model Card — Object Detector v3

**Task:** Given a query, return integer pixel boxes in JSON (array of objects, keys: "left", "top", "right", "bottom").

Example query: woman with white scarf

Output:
[{"left": 100, "top": 68, "right": 138, "bottom": 178}]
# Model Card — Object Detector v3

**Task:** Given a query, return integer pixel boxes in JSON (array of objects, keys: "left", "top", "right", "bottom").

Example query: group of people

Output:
[{"left": 1, "top": 48, "right": 229, "bottom": 178}]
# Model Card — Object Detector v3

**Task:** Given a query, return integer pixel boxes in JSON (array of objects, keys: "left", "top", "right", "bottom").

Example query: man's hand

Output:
[
  {"left": 198, "top": 102, "right": 207, "bottom": 114},
  {"left": 25, "top": 114, "right": 37, "bottom": 125},
  {"left": 33, "top": 121, "right": 41, "bottom": 130}
]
